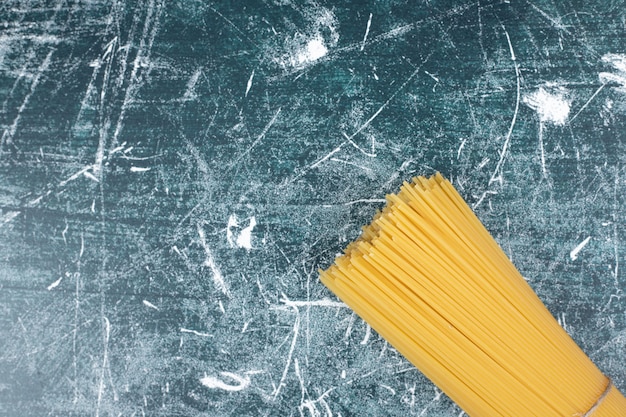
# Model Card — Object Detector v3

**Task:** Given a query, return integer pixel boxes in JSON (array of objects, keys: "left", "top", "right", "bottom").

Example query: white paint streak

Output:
[
  {"left": 343, "top": 198, "right": 386, "bottom": 206},
  {"left": 47, "top": 277, "right": 63, "bottom": 291},
  {"left": 130, "top": 166, "right": 151, "bottom": 172},
  {"left": 180, "top": 328, "right": 212, "bottom": 337},
  {"left": 523, "top": 87, "right": 570, "bottom": 125},
  {"left": 600, "top": 53, "right": 626, "bottom": 92},
  {"left": 280, "top": 297, "right": 348, "bottom": 308},
  {"left": 570, "top": 236, "right": 591, "bottom": 261},
  {"left": 143, "top": 300, "right": 159, "bottom": 310},
  {"left": 2, "top": 211, "right": 20, "bottom": 224},
  {"left": 200, "top": 372, "right": 250, "bottom": 392},
  {"left": 361, "top": 13, "right": 373, "bottom": 51},
  {"left": 83, "top": 170, "right": 100, "bottom": 182},
  {"left": 245, "top": 69, "right": 254, "bottom": 97}
]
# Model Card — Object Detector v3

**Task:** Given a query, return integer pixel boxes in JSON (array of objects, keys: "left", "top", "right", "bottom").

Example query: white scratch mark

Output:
[
  {"left": 200, "top": 372, "right": 250, "bottom": 392},
  {"left": 226, "top": 214, "right": 238, "bottom": 248},
  {"left": 180, "top": 328, "right": 212, "bottom": 337},
  {"left": 570, "top": 236, "right": 591, "bottom": 261},
  {"left": 523, "top": 87, "right": 570, "bottom": 126},
  {"left": 330, "top": 157, "right": 373, "bottom": 174},
  {"left": 424, "top": 70, "right": 440, "bottom": 91},
  {"left": 310, "top": 144, "right": 345, "bottom": 169},
  {"left": 182, "top": 68, "right": 202, "bottom": 101},
  {"left": 47, "top": 277, "right": 63, "bottom": 291},
  {"left": 346, "top": 66, "right": 421, "bottom": 141},
  {"left": 111, "top": 0, "right": 163, "bottom": 148},
  {"left": 527, "top": 1, "right": 572, "bottom": 35},
  {"left": 245, "top": 69, "right": 255, "bottom": 97},
  {"left": 361, "top": 13, "right": 373, "bottom": 51},
  {"left": 273, "top": 295, "right": 300, "bottom": 399},
  {"left": 59, "top": 166, "right": 94, "bottom": 187},
  {"left": 130, "top": 166, "right": 151, "bottom": 172},
  {"left": 557, "top": 312, "right": 568, "bottom": 333},
  {"left": 341, "top": 132, "right": 377, "bottom": 157},
  {"left": 1, "top": 50, "right": 54, "bottom": 153},
  {"left": 380, "top": 384, "right": 396, "bottom": 395},
  {"left": 198, "top": 226, "right": 230, "bottom": 297},
  {"left": 569, "top": 83, "right": 606, "bottom": 123},
  {"left": 142, "top": 300, "right": 159, "bottom": 310},
  {"left": 457, "top": 138, "right": 467, "bottom": 159},
  {"left": 539, "top": 122, "right": 548, "bottom": 178},
  {"left": 489, "top": 25, "right": 520, "bottom": 186},
  {"left": 472, "top": 190, "right": 498, "bottom": 210},
  {"left": 343, "top": 198, "right": 386, "bottom": 206},
  {"left": 95, "top": 316, "right": 110, "bottom": 417},
  {"left": 83, "top": 170, "right": 100, "bottom": 182},
  {"left": 418, "top": 388, "right": 443, "bottom": 417},
  {"left": 230, "top": 107, "right": 281, "bottom": 166},
  {"left": 360, "top": 324, "right": 371, "bottom": 345}
]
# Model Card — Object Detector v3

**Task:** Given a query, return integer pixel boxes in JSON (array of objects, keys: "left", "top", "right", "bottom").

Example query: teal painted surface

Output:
[{"left": 0, "top": 1, "right": 625, "bottom": 415}]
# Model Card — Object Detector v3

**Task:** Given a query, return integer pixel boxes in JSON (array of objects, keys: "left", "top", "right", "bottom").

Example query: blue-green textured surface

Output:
[{"left": 1, "top": 1, "right": 626, "bottom": 416}]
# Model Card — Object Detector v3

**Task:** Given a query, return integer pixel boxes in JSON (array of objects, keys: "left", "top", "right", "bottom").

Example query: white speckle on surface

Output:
[
  {"left": 523, "top": 87, "right": 570, "bottom": 125},
  {"left": 275, "top": 6, "right": 339, "bottom": 70},
  {"left": 600, "top": 53, "right": 626, "bottom": 92},
  {"left": 296, "top": 37, "right": 328, "bottom": 65},
  {"left": 143, "top": 300, "right": 159, "bottom": 310},
  {"left": 570, "top": 236, "right": 591, "bottom": 261},
  {"left": 236, "top": 216, "right": 256, "bottom": 250},
  {"left": 200, "top": 372, "right": 250, "bottom": 392},
  {"left": 227, "top": 215, "right": 256, "bottom": 250}
]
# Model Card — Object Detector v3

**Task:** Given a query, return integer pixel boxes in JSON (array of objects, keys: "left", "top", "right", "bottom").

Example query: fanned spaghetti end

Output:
[{"left": 320, "top": 173, "right": 626, "bottom": 417}]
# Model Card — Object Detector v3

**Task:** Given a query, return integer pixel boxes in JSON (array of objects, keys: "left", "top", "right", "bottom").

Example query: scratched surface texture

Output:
[{"left": 1, "top": 1, "right": 626, "bottom": 416}]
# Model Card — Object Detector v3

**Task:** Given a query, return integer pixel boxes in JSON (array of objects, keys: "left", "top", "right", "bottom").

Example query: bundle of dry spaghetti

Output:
[{"left": 320, "top": 173, "right": 626, "bottom": 416}]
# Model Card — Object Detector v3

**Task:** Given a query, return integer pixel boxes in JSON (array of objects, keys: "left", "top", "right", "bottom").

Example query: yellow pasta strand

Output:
[{"left": 319, "top": 173, "right": 626, "bottom": 417}]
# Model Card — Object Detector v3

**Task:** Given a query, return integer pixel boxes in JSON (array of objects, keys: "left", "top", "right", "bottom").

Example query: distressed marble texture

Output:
[{"left": 1, "top": 1, "right": 625, "bottom": 416}]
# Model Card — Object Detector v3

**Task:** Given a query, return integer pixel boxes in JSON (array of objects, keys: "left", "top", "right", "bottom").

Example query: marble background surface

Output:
[{"left": 1, "top": 1, "right": 625, "bottom": 416}]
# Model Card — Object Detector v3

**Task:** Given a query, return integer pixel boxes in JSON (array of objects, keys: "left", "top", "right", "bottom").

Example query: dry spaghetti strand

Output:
[{"left": 319, "top": 173, "right": 626, "bottom": 417}]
